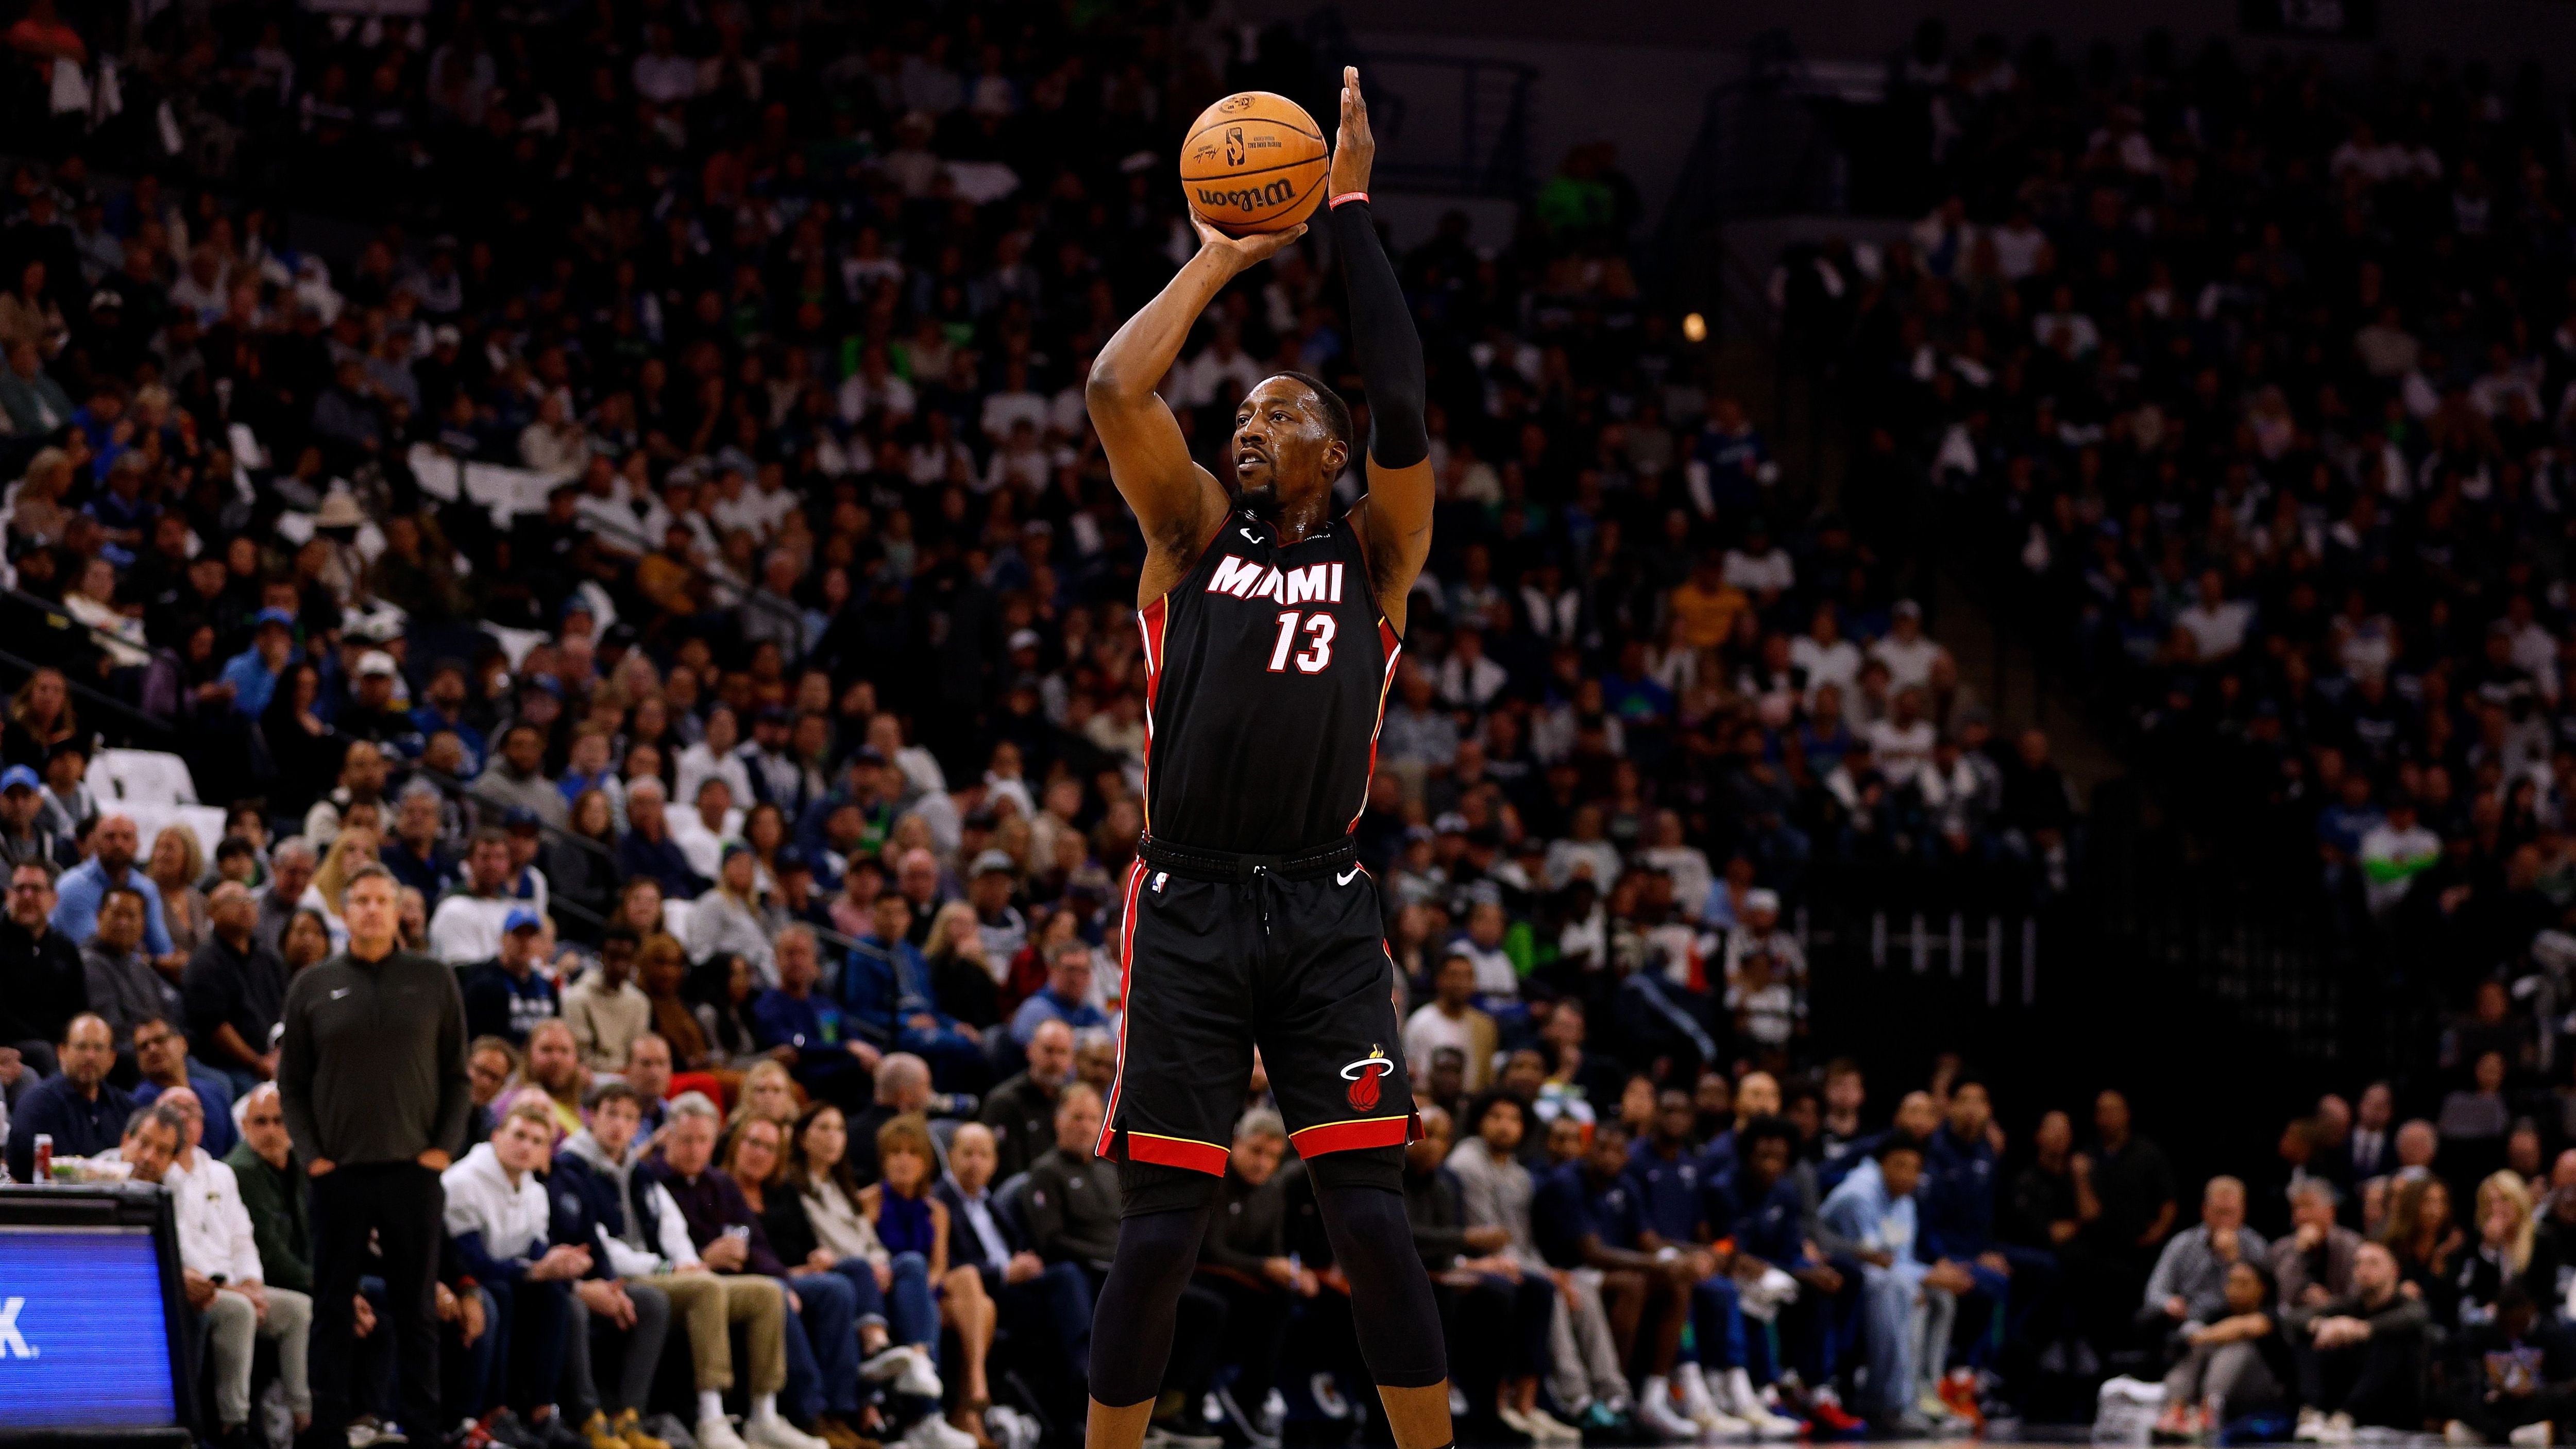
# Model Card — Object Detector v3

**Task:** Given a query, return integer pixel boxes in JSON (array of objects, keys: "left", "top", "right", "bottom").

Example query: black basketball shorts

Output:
[{"left": 1096, "top": 848, "right": 1420, "bottom": 1176}]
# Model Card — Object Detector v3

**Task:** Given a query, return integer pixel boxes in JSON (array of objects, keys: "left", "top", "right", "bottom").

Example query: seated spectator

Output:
[
  {"left": 693, "top": 844, "right": 781, "bottom": 985},
  {"left": 2441, "top": 1284, "right": 2574, "bottom": 1447},
  {"left": 430, "top": 830, "right": 532, "bottom": 967},
  {"left": 1706, "top": 1116, "right": 1865, "bottom": 1431},
  {"left": 938, "top": 1121, "right": 1092, "bottom": 1407},
  {"left": 562, "top": 928, "right": 651, "bottom": 1074},
  {"left": 124, "top": 1098, "right": 316, "bottom": 1443},
  {"left": 1006, "top": 939, "right": 1107, "bottom": 1047},
  {"left": 861, "top": 1113, "right": 998, "bottom": 1446},
  {"left": 1405, "top": 953, "right": 1499, "bottom": 1095},
  {"left": 620, "top": 778, "right": 708, "bottom": 902},
  {"left": 441, "top": 1097, "right": 595, "bottom": 1442},
  {"left": 618, "top": 1034, "right": 677, "bottom": 1135},
  {"left": 2145, "top": 1177, "right": 2270, "bottom": 1338},
  {"left": 476, "top": 725, "right": 568, "bottom": 832},
  {"left": 2285, "top": 1240, "right": 2429, "bottom": 1436},
  {"left": 982, "top": 1019, "right": 1074, "bottom": 1183},
  {"left": 130, "top": 1014, "right": 238, "bottom": 1157},
  {"left": 1821, "top": 1134, "right": 1964, "bottom": 1434},
  {"left": 2157, "top": 1259, "right": 2292, "bottom": 1436},
  {"left": 751, "top": 924, "right": 879, "bottom": 1110},
  {"left": 556, "top": 1085, "right": 795, "bottom": 1449},
  {"left": 725, "top": 1111, "right": 901, "bottom": 1447},
  {"left": 55, "top": 813, "right": 176, "bottom": 958},
  {"left": 845, "top": 894, "right": 985, "bottom": 1093},
  {"left": 181, "top": 882, "right": 289, "bottom": 1094},
  {"left": 381, "top": 781, "right": 461, "bottom": 901},
  {"left": 1535, "top": 1118, "right": 1706, "bottom": 1440},
  {"left": 1023, "top": 1085, "right": 1119, "bottom": 1273},
  {"left": 224, "top": 1084, "right": 313, "bottom": 1304},
  {"left": 779, "top": 1101, "right": 944, "bottom": 1389},
  {"left": 460, "top": 908, "right": 559, "bottom": 1046},
  {"left": 520, "top": 1021, "right": 590, "bottom": 1139},
  {"left": 1402, "top": 1103, "right": 1571, "bottom": 1443},
  {"left": 2273, "top": 1180, "right": 2363, "bottom": 1311},
  {"left": 81, "top": 883, "right": 181, "bottom": 1060},
  {"left": 650, "top": 1092, "right": 836, "bottom": 1449},
  {"left": 0, "top": 856, "right": 84, "bottom": 1086}
]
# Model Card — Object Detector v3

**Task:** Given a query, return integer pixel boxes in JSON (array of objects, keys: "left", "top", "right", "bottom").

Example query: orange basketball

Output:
[{"left": 1179, "top": 91, "right": 1328, "bottom": 236}]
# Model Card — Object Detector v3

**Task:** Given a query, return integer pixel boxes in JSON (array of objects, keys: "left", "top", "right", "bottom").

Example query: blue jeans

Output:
[
  {"left": 817, "top": 1254, "right": 939, "bottom": 1377},
  {"left": 783, "top": 1263, "right": 861, "bottom": 1419},
  {"left": 483, "top": 1277, "right": 573, "bottom": 1416},
  {"left": 1690, "top": 1274, "right": 1750, "bottom": 1372}
]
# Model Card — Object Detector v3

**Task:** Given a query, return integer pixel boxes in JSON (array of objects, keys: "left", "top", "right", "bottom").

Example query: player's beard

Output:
[{"left": 1235, "top": 478, "right": 1284, "bottom": 518}]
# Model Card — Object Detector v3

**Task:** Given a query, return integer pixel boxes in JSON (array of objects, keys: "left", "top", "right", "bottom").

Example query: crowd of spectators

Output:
[
  {"left": 33, "top": 0, "right": 2576, "bottom": 1446},
  {"left": 1807, "top": 29, "right": 2576, "bottom": 988}
]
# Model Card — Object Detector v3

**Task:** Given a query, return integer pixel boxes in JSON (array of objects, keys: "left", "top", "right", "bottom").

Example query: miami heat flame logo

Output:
[{"left": 1341, "top": 1046, "right": 1393, "bottom": 1110}]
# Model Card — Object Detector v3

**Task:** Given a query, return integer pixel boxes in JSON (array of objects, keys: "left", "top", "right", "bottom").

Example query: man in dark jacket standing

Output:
[{"left": 278, "top": 863, "right": 469, "bottom": 1445}]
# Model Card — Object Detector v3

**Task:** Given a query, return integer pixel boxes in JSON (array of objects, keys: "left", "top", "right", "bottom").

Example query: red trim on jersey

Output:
[
  {"left": 1290, "top": 1111, "right": 1420, "bottom": 1157},
  {"left": 1345, "top": 619, "right": 1404, "bottom": 833},
  {"left": 1134, "top": 598, "right": 1167, "bottom": 835},
  {"left": 1118, "top": 1131, "right": 1229, "bottom": 1175},
  {"left": 1094, "top": 858, "right": 1149, "bottom": 1158}
]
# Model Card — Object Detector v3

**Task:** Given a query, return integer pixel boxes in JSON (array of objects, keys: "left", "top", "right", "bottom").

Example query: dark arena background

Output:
[{"left": 0, "top": 0, "right": 2571, "bottom": 1444}]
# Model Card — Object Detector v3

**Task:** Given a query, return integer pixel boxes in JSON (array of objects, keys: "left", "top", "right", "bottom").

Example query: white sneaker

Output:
[
  {"left": 2323, "top": 1411, "right": 2357, "bottom": 1445},
  {"left": 742, "top": 1412, "right": 829, "bottom": 1449},
  {"left": 1524, "top": 1406, "right": 1585, "bottom": 1443},
  {"left": 2448, "top": 1424, "right": 2487, "bottom": 1446},
  {"left": 1638, "top": 1378, "right": 1701, "bottom": 1442},
  {"left": 894, "top": 1349, "right": 944, "bottom": 1401},
  {"left": 2511, "top": 1426, "right": 2554, "bottom": 1448},
  {"left": 1497, "top": 1405, "right": 1538, "bottom": 1437},
  {"left": 697, "top": 1419, "right": 751, "bottom": 1449},
  {"left": 2298, "top": 1408, "right": 2330, "bottom": 1442},
  {"left": 899, "top": 1417, "right": 977, "bottom": 1449},
  {"left": 1724, "top": 1369, "right": 1802, "bottom": 1439},
  {"left": 1309, "top": 1373, "right": 1350, "bottom": 1421}
]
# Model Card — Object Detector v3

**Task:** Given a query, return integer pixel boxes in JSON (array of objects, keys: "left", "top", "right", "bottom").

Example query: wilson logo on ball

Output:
[
  {"left": 1195, "top": 178, "right": 1300, "bottom": 213},
  {"left": 1341, "top": 1046, "right": 1394, "bottom": 1110}
]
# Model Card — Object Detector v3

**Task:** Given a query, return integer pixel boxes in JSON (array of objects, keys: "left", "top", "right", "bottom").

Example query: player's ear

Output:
[{"left": 1325, "top": 435, "right": 1350, "bottom": 477}]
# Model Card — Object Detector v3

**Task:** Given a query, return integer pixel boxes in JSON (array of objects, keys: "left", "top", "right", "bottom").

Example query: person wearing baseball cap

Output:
[
  {"left": 217, "top": 606, "right": 300, "bottom": 719},
  {"left": 0, "top": 762, "right": 71, "bottom": 870},
  {"left": 459, "top": 904, "right": 556, "bottom": 1046}
]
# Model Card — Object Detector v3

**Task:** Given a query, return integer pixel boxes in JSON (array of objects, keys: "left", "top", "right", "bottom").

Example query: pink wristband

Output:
[{"left": 1328, "top": 191, "right": 1369, "bottom": 209}]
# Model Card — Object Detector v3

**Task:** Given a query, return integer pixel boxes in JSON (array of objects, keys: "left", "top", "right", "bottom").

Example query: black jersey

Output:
[{"left": 1138, "top": 508, "right": 1400, "bottom": 854}]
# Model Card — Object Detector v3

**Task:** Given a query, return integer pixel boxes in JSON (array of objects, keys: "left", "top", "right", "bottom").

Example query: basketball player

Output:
[{"left": 1081, "top": 68, "right": 1452, "bottom": 1449}]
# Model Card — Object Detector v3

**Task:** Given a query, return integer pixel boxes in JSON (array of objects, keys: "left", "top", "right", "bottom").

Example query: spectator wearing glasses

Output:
[
  {"left": 4, "top": 1012, "right": 129, "bottom": 1180},
  {"left": 0, "top": 856, "right": 81, "bottom": 1089},
  {"left": 129, "top": 1013, "right": 238, "bottom": 1156}
]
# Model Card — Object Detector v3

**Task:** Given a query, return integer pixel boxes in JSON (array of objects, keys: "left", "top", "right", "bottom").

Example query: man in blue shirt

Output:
[
  {"left": 842, "top": 893, "right": 984, "bottom": 1092},
  {"left": 1533, "top": 1121, "right": 1711, "bottom": 1440},
  {"left": 130, "top": 1013, "right": 239, "bottom": 1158},
  {"left": 218, "top": 608, "right": 298, "bottom": 720},
  {"left": 406, "top": 661, "right": 488, "bottom": 777},
  {"left": 53, "top": 812, "right": 177, "bottom": 963},
  {"left": 750, "top": 924, "right": 877, "bottom": 1109},
  {"left": 1708, "top": 1116, "right": 1864, "bottom": 1421},
  {"left": 460, "top": 909, "right": 557, "bottom": 1044},
  {"left": 4, "top": 1013, "right": 134, "bottom": 1181},
  {"left": 1007, "top": 940, "right": 1108, "bottom": 1047},
  {"left": 1625, "top": 1088, "right": 1769, "bottom": 1434},
  {"left": 1921, "top": 1078, "right": 2053, "bottom": 1371}
]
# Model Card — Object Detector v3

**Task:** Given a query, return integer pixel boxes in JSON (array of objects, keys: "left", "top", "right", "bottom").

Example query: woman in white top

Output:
[
  {"left": 687, "top": 845, "right": 779, "bottom": 985},
  {"left": 789, "top": 1104, "right": 946, "bottom": 1389}
]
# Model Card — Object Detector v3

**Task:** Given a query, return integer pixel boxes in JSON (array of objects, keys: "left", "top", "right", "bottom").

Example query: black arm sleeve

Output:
[{"left": 1329, "top": 199, "right": 1428, "bottom": 469}]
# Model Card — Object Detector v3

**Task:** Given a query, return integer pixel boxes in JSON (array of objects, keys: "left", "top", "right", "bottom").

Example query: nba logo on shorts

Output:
[{"left": 1340, "top": 1046, "right": 1393, "bottom": 1110}]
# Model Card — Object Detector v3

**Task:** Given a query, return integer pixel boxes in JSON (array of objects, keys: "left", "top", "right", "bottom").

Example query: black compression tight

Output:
[{"left": 1087, "top": 1180, "right": 1446, "bottom": 1405}]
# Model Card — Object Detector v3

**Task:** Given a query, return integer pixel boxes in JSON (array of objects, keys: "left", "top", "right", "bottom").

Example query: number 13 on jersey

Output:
[{"left": 1265, "top": 610, "right": 1337, "bottom": 673}]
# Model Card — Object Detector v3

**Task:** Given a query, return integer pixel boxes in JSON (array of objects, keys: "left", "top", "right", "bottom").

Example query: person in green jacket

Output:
[{"left": 222, "top": 1081, "right": 312, "bottom": 1293}]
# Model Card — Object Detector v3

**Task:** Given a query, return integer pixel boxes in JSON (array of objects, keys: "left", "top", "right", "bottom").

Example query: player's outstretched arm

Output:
[
  {"left": 1087, "top": 218, "right": 1306, "bottom": 598},
  {"left": 1327, "top": 66, "right": 1434, "bottom": 633}
]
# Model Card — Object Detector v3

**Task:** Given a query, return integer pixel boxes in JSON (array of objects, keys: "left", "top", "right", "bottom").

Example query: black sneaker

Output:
[
  {"left": 534, "top": 1414, "right": 593, "bottom": 1449},
  {"left": 482, "top": 1412, "right": 548, "bottom": 1449}
]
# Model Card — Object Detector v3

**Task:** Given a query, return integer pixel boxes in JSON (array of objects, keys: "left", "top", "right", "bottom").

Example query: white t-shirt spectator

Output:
[
  {"left": 1791, "top": 635, "right": 1862, "bottom": 702},
  {"left": 1639, "top": 844, "right": 1714, "bottom": 919},
  {"left": 632, "top": 52, "right": 698, "bottom": 105},
  {"left": 1175, "top": 344, "right": 1266, "bottom": 409},
  {"left": 979, "top": 387, "right": 1049, "bottom": 443},
  {"left": 1402, "top": 1001, "right": 1494, "bottom": 1093},
  {"left": 1437, "top": 652, "right": 1509, "bottom": 711},
  {"left": 429, "top": 892, "right": 521, "bottom": 966},
  {"left": 2177, "top": 598, "right": 2256, "bottom": 660},
  {"left": 1543, "top": 835, "right": 1623, "bottom": 890},
  {"left": 837, "top": 370, "right": 916, "bottom": 425},
  {"left": 1722, "top": 545, "right": 1795, "bottom": 594},
  {"left": 1866, "top": 717, "right": 1936, "bottom": 785},
  {"left": 1869, "top": 632, "right": 1945, "bottom": 693}
]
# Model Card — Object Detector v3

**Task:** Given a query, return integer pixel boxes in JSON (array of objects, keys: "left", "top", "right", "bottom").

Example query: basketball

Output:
[{"left": 1178, "top": 91, "right": 1328, "bottom": 236}]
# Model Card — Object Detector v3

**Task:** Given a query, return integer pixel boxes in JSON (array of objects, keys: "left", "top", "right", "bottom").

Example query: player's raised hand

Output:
[
  {"left": 1329, "top": 65, "right": 1373, "bottom": 198},
  {"left": 1191, "top": 214, "right": 1306, "bottom": 271}
]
